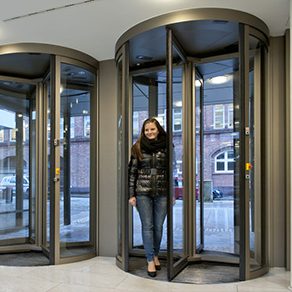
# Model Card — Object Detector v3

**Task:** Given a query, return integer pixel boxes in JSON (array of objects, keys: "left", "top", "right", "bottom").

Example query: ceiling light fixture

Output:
[
  {"left": 174, "top": 101, "right": 182, "bottom": 107},
  {"left": 209, "top": 75, "right": 230, "bottom": 85},
  {"left": 195, "top": 80, "right": 201, "bottom": 87}
]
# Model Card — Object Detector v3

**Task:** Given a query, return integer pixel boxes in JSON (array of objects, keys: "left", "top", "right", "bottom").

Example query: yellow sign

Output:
[
  {"left": 246, "top": 163, "right": 253, "bottom": 171},
  {"left": 56, "top": 168, "right": 60, "bottom": 175}
]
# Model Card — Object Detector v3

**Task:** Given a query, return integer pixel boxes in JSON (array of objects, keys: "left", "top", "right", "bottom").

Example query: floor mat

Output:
[
  {"left": 129, "top": 257, "right": 239, "bottom": 284},
  {"left": 0, "top": 251, "right": 50, "bottom": 266}
]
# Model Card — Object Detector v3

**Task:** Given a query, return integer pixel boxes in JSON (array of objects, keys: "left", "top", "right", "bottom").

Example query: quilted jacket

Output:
[{"left": 128, "top": 149, "right": 167, "bottom": 198}]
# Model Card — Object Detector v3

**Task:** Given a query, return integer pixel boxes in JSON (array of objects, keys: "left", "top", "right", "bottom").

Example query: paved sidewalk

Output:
[{"left": 133, "top": 199, "right": 235, "bottom": 253}]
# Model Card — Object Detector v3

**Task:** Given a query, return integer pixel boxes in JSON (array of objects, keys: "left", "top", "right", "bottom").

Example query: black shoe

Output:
[
  {"left": 155, "top": 265, "right": 161, "bottom": 270},
  {"left": 148, "top": 270, "right": 157, "bottom": 277}
]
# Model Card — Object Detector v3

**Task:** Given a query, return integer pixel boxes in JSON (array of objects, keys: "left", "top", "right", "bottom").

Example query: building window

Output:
[
  {"left": 214, "top": 104, "right": 224, "bottom": 129},
  {"left": 215, "top": 150, "right": 234, "bottom": 172},
  {"left": 84, "top": 116, "right": 90, "bottom": 137},
  {"left": 133, "top": 111, "right": 139, "bottom": 135},
  {"left": 0, "top": 130, "right": 3, "bottom": 142},
  {"left": 60, "top": 117, "right": 74, "bottom": 139},
  {"left": 154, "top": 108, "right": 181, "bottom": 132},
  {"left": 157, "top": 109, "right": 166, "bottom": 130},
  {"left": 173, "top": 107, "right": 182, "bottom": 132},
  {"left": 228, "top": 104, "right": 233, "bottom": 128},
  {"left": 10, "top": 129, "right": 16, "bottom": 142},
  {"left": 10, "top": 120, "right": 26, "bottom": 142}
]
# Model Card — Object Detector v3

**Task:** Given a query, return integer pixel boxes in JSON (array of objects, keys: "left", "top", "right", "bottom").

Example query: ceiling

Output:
[{"left": 0, "top": 0, "right": 290, "bottom": 62}]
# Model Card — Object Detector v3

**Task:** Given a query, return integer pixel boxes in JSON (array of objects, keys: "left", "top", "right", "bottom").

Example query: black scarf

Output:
[{"left": 140, "top": 134, "right": 166, "bottom": 153}]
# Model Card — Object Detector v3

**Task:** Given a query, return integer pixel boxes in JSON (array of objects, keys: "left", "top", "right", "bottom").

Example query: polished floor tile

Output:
[{"left": 0, "top": 257, "right": 289, "bottom": 292}]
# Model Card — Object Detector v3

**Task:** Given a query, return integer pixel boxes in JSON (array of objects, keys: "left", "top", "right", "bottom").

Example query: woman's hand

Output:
[{"left": 129, "top": 196, "right": 136, "bottom": 207}]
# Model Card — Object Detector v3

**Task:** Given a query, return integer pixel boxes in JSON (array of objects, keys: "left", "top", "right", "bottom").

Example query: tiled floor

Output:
[{"left": 0, "top": 256, "right": 289, "bottom": 292}]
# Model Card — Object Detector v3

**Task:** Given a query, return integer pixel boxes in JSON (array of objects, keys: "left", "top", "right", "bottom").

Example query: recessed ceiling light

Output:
[{"left": 210, "top": 76, "right": 230, "bottom": 84}]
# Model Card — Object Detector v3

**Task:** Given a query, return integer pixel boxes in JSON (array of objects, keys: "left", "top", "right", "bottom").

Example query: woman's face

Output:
[{"left": 144, "top": 122, "right": 159, "bottom": 140}]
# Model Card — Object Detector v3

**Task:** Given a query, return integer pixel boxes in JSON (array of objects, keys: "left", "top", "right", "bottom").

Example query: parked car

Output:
[
  {"left": 0, "top": 176, "right": 29, "bottom": 196},
  {"left": 212, "top": 188, "right": 223, "bottom": 199},
  {"left": 174, "top": 182, "right": 199, "bottom": 200}
]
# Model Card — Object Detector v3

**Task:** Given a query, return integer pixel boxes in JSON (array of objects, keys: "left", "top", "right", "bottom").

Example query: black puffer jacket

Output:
[{"left": 128, "top": 149, "right": 167, "bottom": 198}]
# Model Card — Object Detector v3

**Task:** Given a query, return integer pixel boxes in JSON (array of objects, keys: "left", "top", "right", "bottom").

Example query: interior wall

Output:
[
  {"left": 268, "top": 36, "right": 286, "bottom": 267},
  {"left": 98, "top": 59, "right": 118, "bottom": 256}
]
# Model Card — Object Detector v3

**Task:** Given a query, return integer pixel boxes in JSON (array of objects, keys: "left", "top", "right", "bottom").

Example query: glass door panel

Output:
[
  {"left": 248, "top": 34, "right": 268, "bottom": 273},
  {"left": 0, "top": 79, "right": 35, "bottom": 245},
  {"left": 116, "top": 44, "right": 130, "bottom": 271},
  {"left": 166, "top": 30, "right": 188, "bottom": 281},
  {"left": 196, "top": 57, "right": 239, "bottom": 255},
  {"left": 195, "top": 72, "right": 203, "bottom": 251},
  {"left": 131, "top": 68, "right": 171, "bottom": 254},
  {"left": 172, "top": 65, "right": 184, "bottom": 255},
  {"left": 59, "top": 62, "right": 95, "bottom": 258},
  {"left": 44, "top": 77, "right": 51, "bottom": 252},
  {"left": 131, "top": 73, "right": 150, "bottom": 251},
  {"left": 29, "top": 94, "right": 37, "bottom": 243},
  {"left": 117, "top": 54, "right": 123, "bottom": 261}
]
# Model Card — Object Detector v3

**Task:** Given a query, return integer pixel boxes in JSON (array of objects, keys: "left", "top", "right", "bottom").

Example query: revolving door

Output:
[
  {"left": 116, "top": 8, "right": 269, "bottom": 281},
  {"left": 0, "top": 44, "right": 98, "bottom": 265}
]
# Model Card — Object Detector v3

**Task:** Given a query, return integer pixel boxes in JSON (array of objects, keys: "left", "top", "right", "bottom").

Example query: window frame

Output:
[
  {"left": 228, "top": 103, "right": 233, "bottom": 129},
  {"left": 213, "top": 104, "right": 225, "bottom": 130},
  {"left": 173, "top": 107, "right": 182, "bottom": 132},
  {"left": 83, "top": 115, "right": 90, "bottom": 137},
  {"left": 215, "top": 150, "right": 234, "bottom": 173}
]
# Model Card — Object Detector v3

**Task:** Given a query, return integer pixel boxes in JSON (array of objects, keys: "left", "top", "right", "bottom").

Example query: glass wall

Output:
[
  {"left": 0, "top": 79, "right": 35, "bottom": 245},
  {"left": 197, "top": 58, "right": 238, "bottom": 254},
  {"left": 58, "top": 62, "right": 95, "bottom": 258}
]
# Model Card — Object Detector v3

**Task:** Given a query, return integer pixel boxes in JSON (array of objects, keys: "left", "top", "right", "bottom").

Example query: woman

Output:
[{"left": 128, "top": 118, "right": 167, "bottom": 277}]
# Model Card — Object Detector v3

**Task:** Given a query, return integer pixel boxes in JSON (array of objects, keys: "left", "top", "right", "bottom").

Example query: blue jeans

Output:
[{"left": 136, "top": 195, "right": 167, "bottom": 262}]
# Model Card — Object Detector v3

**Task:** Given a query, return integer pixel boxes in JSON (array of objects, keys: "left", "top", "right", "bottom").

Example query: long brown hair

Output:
[{"left": 131, "top": 118, "right": 166, "bottom": 161}]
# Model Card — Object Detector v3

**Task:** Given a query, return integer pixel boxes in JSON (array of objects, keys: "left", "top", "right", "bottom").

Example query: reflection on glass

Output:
[
  {"left": 59, "top": 63, "right": 95, "bottom": 258},
  {"left": 0, "top": 80, "right": 34, "bottom": 244}
]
